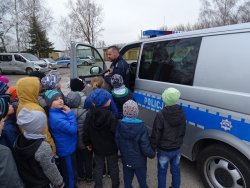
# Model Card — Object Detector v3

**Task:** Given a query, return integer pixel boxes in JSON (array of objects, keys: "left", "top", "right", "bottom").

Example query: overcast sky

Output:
[{"left": 46, "top": 0, "right": 201, "bottom": 50}]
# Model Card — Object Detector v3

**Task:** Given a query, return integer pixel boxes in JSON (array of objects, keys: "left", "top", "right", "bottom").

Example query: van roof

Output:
[{"left": 125, "top": 22, "right": 250, "bottom": 45}]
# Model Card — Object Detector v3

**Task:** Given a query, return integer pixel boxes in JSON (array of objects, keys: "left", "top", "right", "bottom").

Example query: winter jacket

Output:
[
  {"left": 111, "top": 87, "right": 134, "bottom": 119},
  {"left": 83, "top": 107, "right": 118, "bottom": 155},
  {"left": 104, "top": 56, "right": 130, "bottom": 88},
  {"left": 116, "top": 118, "right": 155, "bottom": 168},
  {"left": 14, "top": 135, "right": 63, "bottom": 188},
  {"left": 84, "top": 96, "right": 119, "bottom": 118},
  {"left": 1, "top": 114, "right": 20, "bottom": 150},
  {"left": 72, "top": 108, "right": 88, "bottom": 149},
  {"left": 16, "top": 77, "right": 56, "bottom": 153},
  {"left": 151, "top": 105, "right": 186, "bottom": 150},
  {"left": 49, "top": 108, "right": 77, "bottom": 157},
  {"left": 0, "top": 144, "right": 24, "bottom": 188}
]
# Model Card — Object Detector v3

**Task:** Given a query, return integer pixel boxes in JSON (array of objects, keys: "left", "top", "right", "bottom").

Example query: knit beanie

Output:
[
  {"left": 111, "top": 74, "right": 123, "bottom": 88},
  {"left": 7, "top": 86, "right": 18, "bottom": 101},
  {"left": 123, "top": 100, "right": 139, "bottom": 118},
  {"left": 162, "top": 87, "right": 181, "bottom": 106},
  {"left": 0, "top": 76, "right": 9, "bottom": 84},
  {"left": 29, "top": 71, "right": 46, "bottom": 81},
  {"left": 91, "top": 88, "right": 112, "bottom": 107},
  {"left": 70, "top": 78, "right": 86, "bottom": 91},
  {"left": 0, "top": 81, "right": 9, "bottom": 94},
  {"left": 17, "top": 108, "right": 46, "bottom": 139},
  {"left": 0, "top": 96, "right": 9, "bottom": 119},
  {"left": 44, "top": 90, "right": 63, "bottom": 107},
  {"left": 67, "top": 91, "right": 81, "bottom": 108},
  {"left": 41, "top": 74, "right": 60, "bottom": 90}
]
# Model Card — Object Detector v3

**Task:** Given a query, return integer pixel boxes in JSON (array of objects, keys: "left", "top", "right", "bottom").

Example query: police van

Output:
[{"left": 70, "top": 23, "right": 250, "bottom": 188}]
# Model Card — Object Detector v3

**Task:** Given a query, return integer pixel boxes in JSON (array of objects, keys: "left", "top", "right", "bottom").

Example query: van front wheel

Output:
[
  {"left": 197, "top": 144, "right": 250, "bottom": 188},
  {"left": 26, "top": 68, "right": 33, "bottom": 75}
]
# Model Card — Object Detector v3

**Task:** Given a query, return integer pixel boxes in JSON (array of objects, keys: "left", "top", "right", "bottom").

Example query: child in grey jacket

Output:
[
  {"left": 14, "top": 108, "right": 64, "bottom": 188},
  {"left": 67, "top": 91, "right": 93, "bottom": 183}
]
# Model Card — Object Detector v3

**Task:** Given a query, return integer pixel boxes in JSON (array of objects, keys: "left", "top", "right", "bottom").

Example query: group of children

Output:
[{"left": 0, "top": 72, "right": 186, "bottom": 188}]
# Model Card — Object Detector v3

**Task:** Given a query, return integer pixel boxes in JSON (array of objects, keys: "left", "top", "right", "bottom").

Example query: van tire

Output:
[
  {"left": 26, "top": 68, "right": 33, "bottom": 75},
  {"left": 67, "top": 63, "right": 70, "bottom": 68},
  {"left": 197, "top": 144, "right": 250, "bottom": 188}
]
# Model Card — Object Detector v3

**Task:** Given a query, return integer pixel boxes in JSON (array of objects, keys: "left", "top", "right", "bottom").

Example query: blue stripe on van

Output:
[{"left": 134, "top": 91, "right": 250, "bottom": 142}]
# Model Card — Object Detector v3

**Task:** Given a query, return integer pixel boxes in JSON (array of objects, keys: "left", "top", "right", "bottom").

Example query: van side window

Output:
[
  {"left": 0, "top": 55, "right": 12, "bottom": 62},
  {"left": 14, "top": 55, "right": 26, "bottom": 62},
  {"left": 139, "top": 37, "right": 202, "bottom": 86}
]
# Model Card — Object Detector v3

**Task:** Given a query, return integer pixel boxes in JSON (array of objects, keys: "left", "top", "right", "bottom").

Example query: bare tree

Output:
[
  {"left": 67, "top": 0, "right": 104, "bottom": 46},
  {"left": 0, "top": 0, "right": 15, "bottom": 52},
  {"left": 197, "top": 0, "right": 250, "bottom": 28},
  {"left": 57, "top": 17, "right": 75, "bottom": 51}
]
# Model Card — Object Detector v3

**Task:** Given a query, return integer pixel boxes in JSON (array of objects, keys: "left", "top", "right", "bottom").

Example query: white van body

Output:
[
  {"left": 70, "top": 23, "right": 250, "bottom": 188},
  {"left": 0, "top": 53, "right": 49, "bottom": 74}
]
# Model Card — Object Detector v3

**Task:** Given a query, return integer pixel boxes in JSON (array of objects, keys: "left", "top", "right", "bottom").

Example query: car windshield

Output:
[
  {"left": 46, "top": 58, "right": 56, "bottom": 63},
  {"left": 22, "top": 53, "right": 39, "bottom": 61}
]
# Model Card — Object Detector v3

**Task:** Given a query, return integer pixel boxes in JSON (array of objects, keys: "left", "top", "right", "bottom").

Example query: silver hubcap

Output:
[{"left": 204, "top": 156, "right": 246, "bottom": 188}]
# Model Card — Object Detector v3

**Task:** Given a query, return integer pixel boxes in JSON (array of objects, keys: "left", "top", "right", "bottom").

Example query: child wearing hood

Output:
[
  {"left": 83, "top": 88, "right": 120, "bottom": 188},
  {"left": 85, "top": 77, "right": 119, "bottom": 119},
  {"left": 16, "top": 77, "right": 56, "bottom": 154},
  {"left": 14, "top": 108, "right": 64, "bottom": 188},
  {"left": 45, "top": 90, "right": 78, "bottom": 188},
  {"left": 116, "top": 100, "right": 155, "bottom": 188},
  {"left": 150, "top": 88, "right": 186, "bottom": 188}
]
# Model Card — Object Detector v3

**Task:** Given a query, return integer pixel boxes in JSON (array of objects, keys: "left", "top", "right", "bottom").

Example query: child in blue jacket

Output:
[
  {"left": 116, "top": 100, "right": 155, "bottom": 188},
  {"left": 45, "top": 90, "right": 78, "bottom": 188}
]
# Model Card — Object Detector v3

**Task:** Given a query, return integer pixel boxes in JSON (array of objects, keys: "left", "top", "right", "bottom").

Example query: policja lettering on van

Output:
[{"left": 143, "top": 95, "right": 164, "bottom": 112}]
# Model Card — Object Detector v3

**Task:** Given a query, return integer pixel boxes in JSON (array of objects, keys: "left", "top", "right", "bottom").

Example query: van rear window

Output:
[
  {"left": 0, "top": 55, "right": 12, "bottom": 62},
  {"left": 139, "top": 37, "right": 202, "bottom": 86}
]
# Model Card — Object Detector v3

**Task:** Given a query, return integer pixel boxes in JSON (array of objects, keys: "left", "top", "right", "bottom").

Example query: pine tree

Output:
[{"left": 28, "top": 16, "right": 54, "bottom": 57}]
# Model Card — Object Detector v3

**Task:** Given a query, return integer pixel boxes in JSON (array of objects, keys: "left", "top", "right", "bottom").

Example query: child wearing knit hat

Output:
[
  {"left": 69, "top": 78, "right": 87, "bottom": 109},
  {"left": 0, "top": 95, "right": 24, "bottom": 188},
  {"left": 41, "top": 74, "right": 61, "bottom": 90},
  {"left": 0, "top": 76, "right": 10, "bottom": 84},
  {"left": 14, "top": 108, "right": 64, "bottom": 188},
  {"left": 83, "top": 88, "right": 120, "bottom": 187},
  {"left": 0, "top": 94, "right": 20, "bottom": 150},
  {"left": 150, "top": 87, "right": 186, "bottom": 188},
  {"left": 116, "top": 100, "right": 155, "bottom": 187},
  {"left": 66, "top": 91, "right": 93, "bottom": 182},
  {"left": 44, "top": 90, "right": 78, "bottom": 188},
  {"left": 111, "top": 74, "right": 134, "bottom": 119}
]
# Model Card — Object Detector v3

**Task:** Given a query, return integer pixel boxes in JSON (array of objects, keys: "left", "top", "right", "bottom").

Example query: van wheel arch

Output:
[{"left": 195, "top": 142, "right": 250, "bottom": 188}]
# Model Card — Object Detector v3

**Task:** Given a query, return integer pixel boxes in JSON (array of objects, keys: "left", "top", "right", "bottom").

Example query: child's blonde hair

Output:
[{"left": 90, "top": 76, "right": 104, "bottom": 89}]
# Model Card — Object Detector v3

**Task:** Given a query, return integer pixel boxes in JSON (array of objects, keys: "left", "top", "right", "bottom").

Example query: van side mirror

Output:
[{"left": 90, "top": 66, "right": 102, "bottom": 75}]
